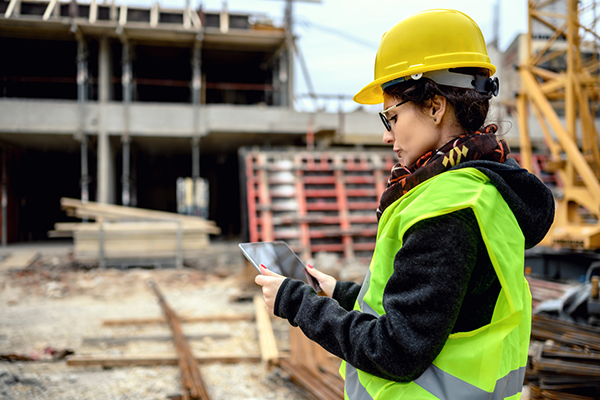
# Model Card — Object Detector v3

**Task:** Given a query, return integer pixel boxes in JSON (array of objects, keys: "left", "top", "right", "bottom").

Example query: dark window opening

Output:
[
  {"left": 203, "top": 49, "right": 275, "bottom": 105},
  {"left": 159, "top": 12, "right": 183, "bottom": 24},
  {"left": 0, "top": 37, "right": 77, "bottom": 100},
  {"left": 133, "top": 45, "right": 192, "bottom": 103},
  {"left": 20, "top": 3, "right": 46, "bottom": 16},
  {"left": 128, "top": 8, "right": 150, "bottom": 22}
]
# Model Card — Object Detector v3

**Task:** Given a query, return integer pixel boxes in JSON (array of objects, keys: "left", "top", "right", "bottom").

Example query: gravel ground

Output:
[{"left": 0, "top": 243, "right": 315, "bottom": 400}]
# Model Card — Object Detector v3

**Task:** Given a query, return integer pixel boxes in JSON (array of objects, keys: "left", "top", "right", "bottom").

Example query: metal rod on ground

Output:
[{"left": 147, "top": 280, "right": 211, "bottom": 400}]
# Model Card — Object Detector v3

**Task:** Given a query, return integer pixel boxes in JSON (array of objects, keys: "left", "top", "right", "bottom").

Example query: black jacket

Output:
[{"left": 273, "top": 158, "right": 555, "bottom": 382}]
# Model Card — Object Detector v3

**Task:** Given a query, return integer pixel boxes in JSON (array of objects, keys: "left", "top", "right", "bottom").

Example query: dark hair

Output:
[{"left": 383, "top": 68, "right": 492, "bottom": 133}]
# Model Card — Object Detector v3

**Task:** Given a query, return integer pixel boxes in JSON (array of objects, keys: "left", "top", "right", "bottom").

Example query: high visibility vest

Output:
[{"left": 340, "top": 168, "right": 531, "bottom": 400}]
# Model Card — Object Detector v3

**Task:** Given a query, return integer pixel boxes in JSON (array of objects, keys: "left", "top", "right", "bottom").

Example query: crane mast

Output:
[{"left": 518, "top": 0, "right": 600, "bottom": 249}]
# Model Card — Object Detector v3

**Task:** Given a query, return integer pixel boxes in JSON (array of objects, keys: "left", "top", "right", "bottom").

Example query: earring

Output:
[{"left": 433, "top": 118, "right": 437, "bottom": 122}]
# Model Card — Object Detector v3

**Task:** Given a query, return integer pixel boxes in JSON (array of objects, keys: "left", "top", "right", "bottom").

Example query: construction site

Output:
[{"left": 1, "top": 0, "right": 600, "bottom": 398}]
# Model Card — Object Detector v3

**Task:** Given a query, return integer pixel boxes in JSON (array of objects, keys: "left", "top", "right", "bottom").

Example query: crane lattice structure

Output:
[{"left": 518, "top": 0, "right": 600, "bottom": 249}]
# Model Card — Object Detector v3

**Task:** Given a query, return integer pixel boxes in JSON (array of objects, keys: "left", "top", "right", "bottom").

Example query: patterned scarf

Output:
[{"left": 376, "top": 124, "right": 509, "bottom": 221}]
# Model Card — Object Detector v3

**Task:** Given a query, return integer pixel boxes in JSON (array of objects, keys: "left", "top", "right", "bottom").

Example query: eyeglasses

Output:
[{"left": 379, "top": 99, "right": 410, "bottom": 131}]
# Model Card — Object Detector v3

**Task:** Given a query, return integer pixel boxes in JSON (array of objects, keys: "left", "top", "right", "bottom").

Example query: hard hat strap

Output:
[{"left": 381, "top": 69, "right": 499, "bottom": 97}]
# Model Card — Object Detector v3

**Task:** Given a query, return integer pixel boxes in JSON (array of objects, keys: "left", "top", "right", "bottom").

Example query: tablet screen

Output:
[{"left": 239, "top": 241, "right": 306, "bottom": 280}]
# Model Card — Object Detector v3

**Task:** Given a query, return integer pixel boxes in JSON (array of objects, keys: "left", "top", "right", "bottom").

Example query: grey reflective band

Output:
[
  {"left": 380, "top": 69, "right": 500, "bottom": 97},
  {"left": 357, "top": 270, "right": 380, "bottom": 317},
  {"left": 415, "top": 364, "right": 525, "bottom": 400},
  {"left": 345, "top": 363, "right": 374, "bottom": 400},
  {"left": 345, "top": 363, "right": 526, "bottom": 400}
]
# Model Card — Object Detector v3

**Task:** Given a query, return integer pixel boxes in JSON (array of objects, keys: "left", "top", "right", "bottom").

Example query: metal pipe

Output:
[
  {"left": 192, "top": 137, "right": 200, "bottom": 180},
  {"left": 122, "top": 40, "right": 132, "bottom": 207},
  {"left": 1, "top": 150, "right": 7, "bottom": 247},
  {"left": 122, "top": 140, "right": 130, "bottom": 206}
]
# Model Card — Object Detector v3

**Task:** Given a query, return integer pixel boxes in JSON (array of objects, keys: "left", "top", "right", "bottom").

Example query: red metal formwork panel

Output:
[{"left": 241, "top": 149, "right": 397, "bottom": 262}]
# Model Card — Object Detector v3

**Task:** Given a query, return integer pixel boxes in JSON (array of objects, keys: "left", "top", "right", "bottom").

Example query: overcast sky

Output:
[{"left": 126, "top": 0, "right": 528, "bottom": 111}]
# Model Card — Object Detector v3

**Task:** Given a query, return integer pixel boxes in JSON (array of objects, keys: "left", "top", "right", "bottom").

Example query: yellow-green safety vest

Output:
[{"left": 340, "top": 168, "right": 531, "bottom": 400}]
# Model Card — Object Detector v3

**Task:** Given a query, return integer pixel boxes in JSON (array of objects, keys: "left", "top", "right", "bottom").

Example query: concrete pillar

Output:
[
  {"left": 76, "top": 35, "right": 90, "bottom": 210},
  {"left": 279, "top": 51, "right": 289, "bottom": 108},
  {"left": 97, "top": 36, "right": 113, "bottom": 204},
  {"left": 191, "top": 41, "right": 202, "bottom": 106}
]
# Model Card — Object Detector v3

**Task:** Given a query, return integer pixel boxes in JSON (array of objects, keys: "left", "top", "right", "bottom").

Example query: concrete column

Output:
[
  {"left": 76, "top": 35, "right": 90, "bottom": 211},
  {"left": 279, "top": 51, "right": 289, "bottom": 108},
  {"left": 97, "top": 36, "right": 112, "bottom": 204},
  {"left": 191, "top": 41, "right": 202, "bottom": 106}
]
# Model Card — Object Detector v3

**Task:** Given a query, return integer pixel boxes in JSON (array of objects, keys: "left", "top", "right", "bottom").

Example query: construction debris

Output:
[{"left": 51, "top": 198, "right": 220, "bottom": 267}]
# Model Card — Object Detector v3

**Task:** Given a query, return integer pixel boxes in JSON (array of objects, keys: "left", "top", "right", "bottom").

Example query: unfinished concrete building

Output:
[{"left": 0, "top": 0, "right": 383, "bottom": 245}]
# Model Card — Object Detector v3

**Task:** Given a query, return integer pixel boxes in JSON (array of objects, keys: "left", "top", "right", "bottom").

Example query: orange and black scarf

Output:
[{"left": 376, "top": 124, "right": 509, "bottom": 221}]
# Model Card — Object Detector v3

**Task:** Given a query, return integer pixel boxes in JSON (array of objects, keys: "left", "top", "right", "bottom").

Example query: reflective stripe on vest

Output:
[
  {"left": 341, "top": 168, "right": 530, "bottom": 400},
  {"left": 345, "top": 363, "right": 526, "bottom": 400}
]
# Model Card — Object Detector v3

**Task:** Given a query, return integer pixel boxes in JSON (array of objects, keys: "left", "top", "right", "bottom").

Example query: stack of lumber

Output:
[
  {"left": 528, "top": 314, "right": 600, "bottom": 399},
  {"left": 51, "top": 198, "right": 220, "bottom": 263},
  {"left": 279, "top": 326, "right": 344, "bottom": 400}
]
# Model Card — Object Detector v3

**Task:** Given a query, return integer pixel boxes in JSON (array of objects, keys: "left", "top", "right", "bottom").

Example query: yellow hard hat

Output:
[{"left": 354, "top": 9, "right": 497, "bottom": 105}]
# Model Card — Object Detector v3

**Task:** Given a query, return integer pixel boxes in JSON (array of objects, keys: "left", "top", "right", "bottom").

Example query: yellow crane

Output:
[{"left": 517, "top": 0, "right": 600, "bottom": 249}]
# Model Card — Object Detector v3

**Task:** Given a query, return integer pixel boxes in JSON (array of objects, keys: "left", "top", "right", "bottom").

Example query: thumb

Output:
[
  {"left": 259, "top": 264, "right": 283, "bottom": 278},
  {"left": 305, "top": 264, "right": 326, "bottom": 279}
]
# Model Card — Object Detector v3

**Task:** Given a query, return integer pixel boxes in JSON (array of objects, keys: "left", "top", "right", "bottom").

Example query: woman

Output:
[{"left": 256, "top": 9, "right": 555, "bottom": 400}]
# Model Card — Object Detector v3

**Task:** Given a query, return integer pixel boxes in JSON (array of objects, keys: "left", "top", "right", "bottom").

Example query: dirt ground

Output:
[{"left": 0, "top": 241, "right": 320, "bottom": 400}]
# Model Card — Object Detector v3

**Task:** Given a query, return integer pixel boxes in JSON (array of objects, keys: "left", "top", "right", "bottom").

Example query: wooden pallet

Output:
[{"left": 241, "top": 149, "right": 396, "bottom": 262}]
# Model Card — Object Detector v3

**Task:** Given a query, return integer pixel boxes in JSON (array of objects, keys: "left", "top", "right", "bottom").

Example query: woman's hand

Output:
[
  {"left": 254, "top": 264, "right": 286, "bottom": 315},
  {"left": 305, "top": 264, "right": 337, "bottom": 298}
]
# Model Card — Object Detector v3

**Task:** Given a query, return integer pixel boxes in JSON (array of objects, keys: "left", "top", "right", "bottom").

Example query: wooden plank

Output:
[
  {"left": 54, "top": 221, "right": 214, "bottom": 232},
  {"left": 102, "top": 314, "right": 255, "bottom": 326},
  {"left": 0, "top": 251, "right": 39, "bottom": 272},
  {"left": 253, "top": 295, "right": 279, "bottom": 366},
  {"left": 66, "top": 354, "right": 262, "bottom": 367},
  {"left": 82, "top": 333, "right": 230, "bottom": 345},
  {"left": 60, "top": 198, "right": 220, "bottom": 234}
]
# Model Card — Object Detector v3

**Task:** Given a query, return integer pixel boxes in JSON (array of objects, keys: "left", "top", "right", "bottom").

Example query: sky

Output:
[{"left": 122, "top": 0, "right": 529, "bottom": 112}]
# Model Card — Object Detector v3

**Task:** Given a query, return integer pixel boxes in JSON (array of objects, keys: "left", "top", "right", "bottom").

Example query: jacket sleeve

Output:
[
  {"left": 332, "top": 281, "right": 362, "bottom": 311},
  {"left": 273, "top": 208, "right": 480, "bottom": 382}
]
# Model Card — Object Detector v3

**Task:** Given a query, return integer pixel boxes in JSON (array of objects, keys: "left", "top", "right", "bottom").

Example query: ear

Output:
[{"left": 429, "top": 95, "right": 447, "bottom": 125}]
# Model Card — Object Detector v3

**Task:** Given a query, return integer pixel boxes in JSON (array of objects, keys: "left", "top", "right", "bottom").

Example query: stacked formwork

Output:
[{"left": 240, "top": 148, "right": 397, "bottom": 262}]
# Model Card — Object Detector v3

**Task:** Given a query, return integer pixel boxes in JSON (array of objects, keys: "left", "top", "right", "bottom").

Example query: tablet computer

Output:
[{"left": 239, "top": 241, "right": 322, "bottom": 293}]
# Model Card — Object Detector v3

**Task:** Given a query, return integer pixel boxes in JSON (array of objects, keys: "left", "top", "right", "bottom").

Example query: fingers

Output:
[
  {"left": 305, "top": 263, "right": 337, "bottom": 298},
  {"left": 305, "top": 263, "right": 324, "bottom": 279}
]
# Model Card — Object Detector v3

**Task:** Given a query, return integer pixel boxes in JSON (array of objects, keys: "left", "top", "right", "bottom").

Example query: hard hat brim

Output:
[{"left": 354, "top": 63, "right": 497, "bottom": 105}]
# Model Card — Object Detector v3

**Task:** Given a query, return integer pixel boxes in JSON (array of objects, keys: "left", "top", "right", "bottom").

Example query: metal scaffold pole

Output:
[{"left": 122, "top": 39, "right": 132, "bottom": 207}]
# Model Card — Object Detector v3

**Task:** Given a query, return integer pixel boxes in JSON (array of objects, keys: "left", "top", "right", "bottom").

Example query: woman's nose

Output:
[{"left": 382, "top": 130, "right": 394, "bottom": 145}]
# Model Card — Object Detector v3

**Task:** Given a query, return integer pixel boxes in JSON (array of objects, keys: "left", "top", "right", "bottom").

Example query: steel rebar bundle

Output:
[{"left": 147, "top": 280, "right": 211, "bottom": 400}]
